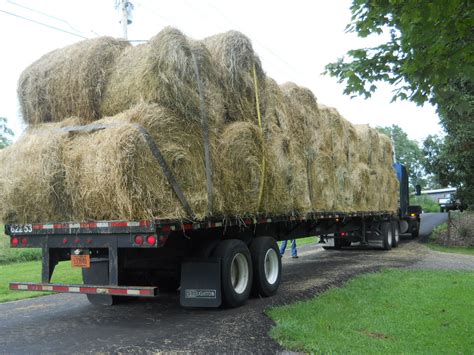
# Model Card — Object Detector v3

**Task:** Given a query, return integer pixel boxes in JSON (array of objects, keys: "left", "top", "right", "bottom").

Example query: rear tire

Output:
[
  {"left": 381, "top": 222, "right": 392, "bottom": 250},
  {"left": 391, "top": 221, "right": 400, "bottom": 248},
  {"left": 213, "top": 239, "right": 253, "bottom": 308},
  {"left": 249, "top": 237, "right": 282, "bottom": 297}
]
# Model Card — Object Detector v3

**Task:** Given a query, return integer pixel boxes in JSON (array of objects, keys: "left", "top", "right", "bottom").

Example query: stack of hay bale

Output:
[{"left": 0, "top": 27, "right": 399, "bottom": 224}]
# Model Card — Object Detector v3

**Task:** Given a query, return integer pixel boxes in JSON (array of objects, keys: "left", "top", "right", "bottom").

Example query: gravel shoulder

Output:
[{"left": 408, "top": 248, "right": 474, "bottom": 270}]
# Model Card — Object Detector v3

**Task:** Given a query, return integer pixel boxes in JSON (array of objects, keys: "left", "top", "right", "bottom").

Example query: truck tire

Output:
[
  {"left": 249, "top": 237, "right": 282, "bottom": 297},
  {"left": 411, "top": 223, "right": 420, "bottom": 238},
  {"left": 213, "top": 239, "right": 253, "bottom": 308},
  {"left": 391, "top": 221, "right": 400, "bottom": 248},
  {"left": 381, "top": 222, "right": 392, "bottom": 250}
]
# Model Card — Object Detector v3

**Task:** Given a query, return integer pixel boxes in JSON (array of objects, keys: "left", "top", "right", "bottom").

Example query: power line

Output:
[
  {"left": 0, "top": 9, "right": 88, "bottom": 39},
  {"left": 6, "top": 0, "right": 87, "bottom": 36}
]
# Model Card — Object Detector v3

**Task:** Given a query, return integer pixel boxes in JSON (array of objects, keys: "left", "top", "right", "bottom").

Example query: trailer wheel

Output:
[
  {"left": 411, "top": 223, "right": 420, "bottom": 238},
  {"left": 213, "top": 239, "right": 253, "bottom": 308},
  {"left": 381, "top": 222, "right": 392, "bottom": 250},
  {"left": 391, "top": 221, "right": 400, "bottom": 248},
  {"left": 249, "top": 237, "right": 281, "bottom": 297}
]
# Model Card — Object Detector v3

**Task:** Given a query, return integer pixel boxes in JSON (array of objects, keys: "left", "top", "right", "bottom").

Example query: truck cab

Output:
[{"left": 393, "top": 163, "right": 421, "bottom": 237}]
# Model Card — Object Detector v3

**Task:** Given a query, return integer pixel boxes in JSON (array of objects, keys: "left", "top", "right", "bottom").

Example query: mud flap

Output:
[
  {"left": 82, "top": 258, "right": 115, "bottom": 306},
  {"left": 180, "top": 258, "right": 221, "bottom": 308}
]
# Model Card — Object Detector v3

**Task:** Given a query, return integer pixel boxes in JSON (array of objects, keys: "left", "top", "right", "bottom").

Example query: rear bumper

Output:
[{"left": 10, "top": 282, "right": 158, "bottom": 297}]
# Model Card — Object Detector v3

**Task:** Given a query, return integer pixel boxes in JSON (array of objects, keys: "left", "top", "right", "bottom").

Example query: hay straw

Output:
[
  {"left": 101, "top": 27, "right": 225, "bottom": 127},
  {"left": 62, "top": 103, "right": 217, "bottom": 221},
  {"left": 18, "top": 37, "right": 129, "bottom": 125},
  {"left": 203, "top": 31, "right": 266, "bottom": 123},
  {"left": 0, "top": 118, "right": 84, "bottom": 223}
]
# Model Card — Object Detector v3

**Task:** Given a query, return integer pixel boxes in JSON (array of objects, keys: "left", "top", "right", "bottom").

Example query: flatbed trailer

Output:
[
  {"left": 6, "top": 210, "right": 402, "bottom": 308},
  {"left": 4, "top": 162, "right": 421, "bottom": 308}
]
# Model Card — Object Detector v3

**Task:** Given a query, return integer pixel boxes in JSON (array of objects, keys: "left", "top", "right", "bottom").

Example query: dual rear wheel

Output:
[{"left": 212, "top": 237, "right": 282, "bottom": 308}]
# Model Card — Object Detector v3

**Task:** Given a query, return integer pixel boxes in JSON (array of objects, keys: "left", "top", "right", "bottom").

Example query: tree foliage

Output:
[
  {"left": 326, "top": 0, "right": 474, "bottom": 207},
  {"left": 0, "top": 117, "right": 14, "bottom": 149},
  {"left": 376, "top": 125, "right": 424, "bottom": 188}
]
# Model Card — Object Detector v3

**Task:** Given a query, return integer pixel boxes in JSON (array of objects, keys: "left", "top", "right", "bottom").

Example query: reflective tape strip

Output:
[
  {"left": 127, "top": 221, "right": 140, "bottom": 227},
  {"left": 96, "top": 222, "right": 109, "bottom": 228},
  {"left": 70, "top": 223, "right": 80, "bottom": 229},
  {"left": 43, "top": 224, "right": 54, "bottom": 229},
  {"left": 10, "top": 283, "right": 157, "bottom": 297}
]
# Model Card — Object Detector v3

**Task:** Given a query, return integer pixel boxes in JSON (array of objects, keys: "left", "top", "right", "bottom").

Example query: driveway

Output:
[{"left": 0, "top": 213, "right": 456, "bottom": 353}]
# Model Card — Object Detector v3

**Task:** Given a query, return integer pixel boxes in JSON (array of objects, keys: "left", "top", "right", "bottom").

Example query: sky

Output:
[{"left": 0, "top": 0, "right": 444, "bottom": 142}]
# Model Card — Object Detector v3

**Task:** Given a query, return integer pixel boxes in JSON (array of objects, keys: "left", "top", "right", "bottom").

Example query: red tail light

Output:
[
  {"left": 134, "top": 235, "right": 144, "bottom": 246},
  {"left": 21, "top": 238, "right": 28, "bottom": 246},
  {"left": 11, "top": 237, "right": 19, "bottom": 247},
  {"left": 146, "top": 235, "right": 157, "bottom": 246}
]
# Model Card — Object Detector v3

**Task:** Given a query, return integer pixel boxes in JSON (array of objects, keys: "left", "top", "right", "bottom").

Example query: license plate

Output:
[{"left": 71, "top": 254, "right": 90, "bottom": 268}]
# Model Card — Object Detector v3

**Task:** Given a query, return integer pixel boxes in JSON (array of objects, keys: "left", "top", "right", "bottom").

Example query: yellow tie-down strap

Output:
[{"left": 252, "top": 62, "right": 266, "bottom": 211}]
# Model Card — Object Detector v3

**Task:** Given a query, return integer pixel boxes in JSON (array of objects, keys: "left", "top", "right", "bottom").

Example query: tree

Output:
[
  {"left": 376, "top": 125, "right": 425, "bottom": 188},
  {"left": 0, "top": 117, "right": 14, "bottom": 149},
  {"left": 325, "top": 0, "right": 474, "bottom": 207},
  {"left": 422, "top": 134, "right": 454, "bottom": 188}
]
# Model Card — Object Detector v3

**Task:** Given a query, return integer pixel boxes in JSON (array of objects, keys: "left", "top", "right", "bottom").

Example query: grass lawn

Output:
[
  {"left": 1, "top": 224, "right": 42, "bottom": 264},
  {"left": 0, "top": 260, "right": 82, "bottom": 303},
  {"left": 426, "top": 243, "right": 474, "bottom": 256},
  {"left": 267, "top": 269, "right": 474, "bottom": 353},
  {"left": 279, "top": 236, "right": 319, "bottom": 249}
]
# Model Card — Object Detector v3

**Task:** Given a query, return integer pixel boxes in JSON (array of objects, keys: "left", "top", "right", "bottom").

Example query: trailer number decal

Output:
[
  {"left": 10, "top": 224, "right": 33, "bottom": 234},
  {"left": 184, "top": 289, "right": 217, "bottom": 299}
]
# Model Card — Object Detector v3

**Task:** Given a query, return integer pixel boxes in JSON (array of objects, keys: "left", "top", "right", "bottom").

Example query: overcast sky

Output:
[{"left": 0, "top": 0, "right": 444, "bottom": 141}]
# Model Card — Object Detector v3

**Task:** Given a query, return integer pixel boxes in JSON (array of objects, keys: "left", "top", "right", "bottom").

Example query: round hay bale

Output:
[
  {"left": 350, "top": 163, "right": 371, "bottom": 211},
  {"left": 0, "top": 118, "right": 84, "bottom": 223},
  {"left": 203, "top": 30, "right": 266, "bottom": 123},
  {"left": 306, "top": 151, "right": 336, "bottom": 211},
  {"left": 217, "top": 121, "right": 288, "bottom": 216},
  {"left": 62, "top": 103, "right": 217, "bottom": 221},
  {"left": 354, "top": 124, "right": 382, "bottom": 167},
  {"left": 18, "top": 37, "right": 129, "bottom": 125},
  {"left": 101, "top": 27, "right": 225, "bottom": 127},
  {"left": 281, "top": 82, "right": 322, "bottom": 149},
  {"left": 318, "top": 105, "right": 349, "bottom": 166}
]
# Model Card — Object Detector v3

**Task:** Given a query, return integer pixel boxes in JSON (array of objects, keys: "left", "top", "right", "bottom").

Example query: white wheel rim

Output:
[
  {"left": 387, "top": 229, "right": 393, "bottom": 246},
  {"left": 230, "top": 253, "right": 249, "bottom": 294},
  {"left": 395, "top": 228, "right": 399, "bottom": 243},
  {"left": 264, "top": 248, "right": 279, "bottom": 285}
]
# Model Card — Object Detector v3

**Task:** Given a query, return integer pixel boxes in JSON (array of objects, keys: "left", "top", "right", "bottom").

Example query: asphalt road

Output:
[{"left": 0, "top": 213, "right": 451, "bottom": 353}]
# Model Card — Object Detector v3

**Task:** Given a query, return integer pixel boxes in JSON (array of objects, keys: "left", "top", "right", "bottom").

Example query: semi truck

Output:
[{"left": 4, "top": 162, "right": 420, "bottom": 308}]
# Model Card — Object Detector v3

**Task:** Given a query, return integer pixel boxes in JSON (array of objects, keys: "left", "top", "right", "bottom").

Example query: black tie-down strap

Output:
[
  {"left": 58, "top": 123, "right": 196, "bottom": 220},
  {"left": 191, "top": 50, "right": 213, "bottom": 214}
]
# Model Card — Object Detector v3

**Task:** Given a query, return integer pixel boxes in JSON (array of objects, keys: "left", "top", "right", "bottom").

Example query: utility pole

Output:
[{"left": 120, "top": 0, "right": 128, "bottom": 40}]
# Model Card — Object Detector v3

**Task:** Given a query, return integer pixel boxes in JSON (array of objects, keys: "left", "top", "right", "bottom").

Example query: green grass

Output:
[
  {"left": 0, "top": 224, "right": 42, "bottom": 264},
  {"left": 426, "top": 243, "right": 474, "bottom": 256},
  {"left": 0, "top": 260, "right": 82, "bottom": 302},
  {"left": 267, "top": 269, "right": 474, "bottom": 353},
  {"left": 279, "top": 236, "right": 319, "bottom": 249},
  {"left": 411, "top": 195, "right": 440, "bottom": 213}
]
